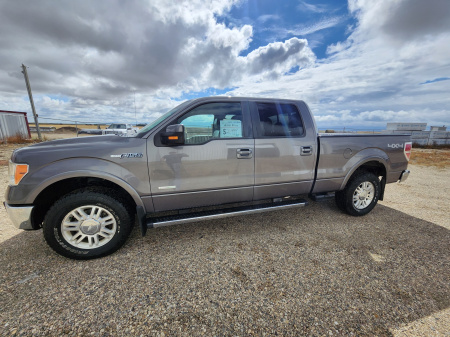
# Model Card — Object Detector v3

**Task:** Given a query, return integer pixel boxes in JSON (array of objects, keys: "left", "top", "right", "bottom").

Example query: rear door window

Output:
[{"left": 256, "top": 102, "right": 304, "bottom": 137}]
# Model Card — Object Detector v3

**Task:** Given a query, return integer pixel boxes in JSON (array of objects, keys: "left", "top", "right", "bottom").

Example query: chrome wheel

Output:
[
  {"left": 61, "top": 205, "right": 117, "bottom": 249},
  {"left": 352, "top": 181, "right": 375, "bottom": 210}
]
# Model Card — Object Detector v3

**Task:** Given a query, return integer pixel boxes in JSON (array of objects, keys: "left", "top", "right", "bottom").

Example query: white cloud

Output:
[
  {"left": 0, "top": 0, "right": 449, "bottom": 129},
  {"left": 257, "top": 15, "right": 280, "bottom": 24},
  {"left": 0, "top": 0, "right": 318, "bottom": 123},
  {"left": 349, "top": 0, "right": 450, "bottom": 41},
  {"left": 242, "top": 38, "right": 315, "bottom": 77},
  {"left": 264, "top": 16, "right": 344, "bottom": 39},
  {"left": 326, "top": 40, "right": 351, "bottom": 55},
  {"left": 297, "top": 1, "right": 328, "bottom": 14},
  {"left": 228, "top": 0, "right": 450, "bottom": 129},
  {"left": 292, "top": 16, "right": 345, "bottom": 36}
]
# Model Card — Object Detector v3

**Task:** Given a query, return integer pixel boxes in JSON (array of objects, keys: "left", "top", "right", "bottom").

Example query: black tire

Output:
[
  {"left": 334, "top": 171, "right": 381, "bottom": 216},
  {"left": 43, "top": 189, "right": 133, "bottom": 259}
]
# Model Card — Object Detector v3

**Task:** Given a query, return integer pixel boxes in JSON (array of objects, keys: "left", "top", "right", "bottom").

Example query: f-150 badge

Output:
[{"left": 111, "top": 153, "right": 143, "bottom": 158}]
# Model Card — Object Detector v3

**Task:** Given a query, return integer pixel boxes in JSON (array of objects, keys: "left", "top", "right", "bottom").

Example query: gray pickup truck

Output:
[{"left": 5, "top": 97, "right": 411, "bottom": 259}]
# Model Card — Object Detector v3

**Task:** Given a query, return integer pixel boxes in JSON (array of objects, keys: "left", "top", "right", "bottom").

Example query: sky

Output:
[{"left": 0, "top": 0, "right": 449, "bottom": 130}]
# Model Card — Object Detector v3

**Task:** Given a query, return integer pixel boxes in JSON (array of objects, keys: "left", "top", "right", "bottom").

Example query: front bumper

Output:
[
  {"left": 399, "top": 170, "right": 410, "bottom": 183},
  {"left": 3, "top": 202, "right": 34, "bottom": 230}
]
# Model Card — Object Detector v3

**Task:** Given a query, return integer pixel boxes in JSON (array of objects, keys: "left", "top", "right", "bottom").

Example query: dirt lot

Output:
[{"left": 0, "top": 137, "right": 449, "bottom": 336}]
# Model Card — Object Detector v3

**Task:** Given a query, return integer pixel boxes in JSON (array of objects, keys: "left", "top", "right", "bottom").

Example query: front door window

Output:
[{"left": 176, "top": 102, "right": 243, "bottom": 144}]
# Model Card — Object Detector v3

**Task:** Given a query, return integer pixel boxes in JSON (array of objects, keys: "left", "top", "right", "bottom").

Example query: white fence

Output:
[
  {"left": 384, "top": 130, "right": 450, "bottom": 145},
  {"left": 0, "top": 110, "right": 31, "bottom": 140}
]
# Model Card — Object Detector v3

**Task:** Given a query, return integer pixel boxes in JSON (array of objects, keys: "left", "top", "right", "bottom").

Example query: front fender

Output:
[{"left": 7, "top": 158, "right": 149, "bottom": 211}]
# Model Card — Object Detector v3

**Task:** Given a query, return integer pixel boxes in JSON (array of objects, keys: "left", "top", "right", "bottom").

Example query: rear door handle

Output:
[
  {"left": 237, "top": 148, "right": 253, "bottom": 159},
  {"left": 301, "top": 146, "right": 312, "bottom": 156}
]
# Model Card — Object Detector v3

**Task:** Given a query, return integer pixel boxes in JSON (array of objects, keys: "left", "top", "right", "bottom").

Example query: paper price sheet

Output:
[{"left": 220, "top": 120, "right": 242, "bottom": 138}]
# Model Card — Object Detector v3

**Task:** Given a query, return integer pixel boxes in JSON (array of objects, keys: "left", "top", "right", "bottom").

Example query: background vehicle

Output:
[
  {"left": 77, "top": 124, "right": 138, "bottom": 136},
  {"left": 101, "top": 123, "right": 138, "bottom": 136},
  {"left": 5, "top": 97, "right": 411, "bottom": 259},
  {"left": 77, "top": 127, "right": 102, "bottom": 135}
]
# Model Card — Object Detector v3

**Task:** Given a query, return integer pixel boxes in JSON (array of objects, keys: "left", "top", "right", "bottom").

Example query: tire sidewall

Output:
[{"left": 44, "top": 192, "right": 131, "bottom": 259}]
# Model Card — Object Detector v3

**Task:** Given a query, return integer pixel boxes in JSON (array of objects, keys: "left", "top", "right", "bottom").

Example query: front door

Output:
[{"left": 148, "top": 101, "right": 254, "bottom": 212}]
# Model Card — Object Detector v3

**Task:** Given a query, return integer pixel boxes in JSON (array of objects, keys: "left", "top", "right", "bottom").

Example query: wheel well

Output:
[
  {"left": 31, "top": 177, "right": 136, "bottom": 229},
  {"left": 351, "top": 161, "right": 387, "bottom": 200},
  {"left": 356, "top": 161, "right": 386, "bottom": 178}
]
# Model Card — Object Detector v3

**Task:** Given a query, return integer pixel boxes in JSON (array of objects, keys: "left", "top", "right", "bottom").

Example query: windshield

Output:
[{"left": 137, "top": 100, "right": 191, "bottom": 136}]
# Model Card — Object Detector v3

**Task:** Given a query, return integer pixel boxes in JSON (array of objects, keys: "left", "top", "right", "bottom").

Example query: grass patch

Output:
[
  {"left": 410, "top": 149, "right": 450, "bottom": 168},
  {"left": 412, "top": 143, "right": 450, "bottom": 149},
  {"left": 1, "top": 134, "right": 48, "bottom": 145},
  {"left": 2, "top": 134, "right": 33, "bottom": 144}
]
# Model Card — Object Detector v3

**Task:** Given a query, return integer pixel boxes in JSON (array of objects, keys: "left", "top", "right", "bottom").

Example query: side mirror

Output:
[{"left": 161, "top": 124, "right": 185, "bottom": 145}]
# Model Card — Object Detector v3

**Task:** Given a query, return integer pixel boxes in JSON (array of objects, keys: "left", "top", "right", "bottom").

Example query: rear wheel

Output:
[
  {"left": 43, "top": 189, "right": 133, "bottom": 259},
  {"left": 335, "top": 171, "right": 381, "bottom": 216}
]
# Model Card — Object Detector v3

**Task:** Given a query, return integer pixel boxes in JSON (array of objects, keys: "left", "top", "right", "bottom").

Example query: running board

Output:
[{"left": 146, "top": 199, "right": 308, "bottom": 229}]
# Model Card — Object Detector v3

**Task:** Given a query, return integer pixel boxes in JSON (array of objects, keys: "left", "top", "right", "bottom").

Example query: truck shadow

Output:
[{"left": 1, "top": 201, "right": 449, "bottom": 336}]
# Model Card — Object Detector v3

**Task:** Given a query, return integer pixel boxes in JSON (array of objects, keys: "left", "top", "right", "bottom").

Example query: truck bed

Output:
[{"left": 313, "top": 133, "right": 410, "bottom": 193}]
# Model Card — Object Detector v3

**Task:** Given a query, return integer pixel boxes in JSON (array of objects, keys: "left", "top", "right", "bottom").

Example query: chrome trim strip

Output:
[
  {"left": 152, "top": 185, "right": 254, "bottom": 197},
  {"left": 4, "top": 202, "right": 34, "bottom": 230},
  {"left": 151, "top": 201, "right": 307, "bottom": 228}
]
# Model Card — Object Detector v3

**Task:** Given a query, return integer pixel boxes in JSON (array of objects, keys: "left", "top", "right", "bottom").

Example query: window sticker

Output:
[{"left": 220, "top": 120, "right": 242, "bottom": 138}]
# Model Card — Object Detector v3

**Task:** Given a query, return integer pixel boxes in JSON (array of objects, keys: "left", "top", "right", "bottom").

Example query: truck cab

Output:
[{"left": 145, "top": 98, "right": 317, "bottom": 211}]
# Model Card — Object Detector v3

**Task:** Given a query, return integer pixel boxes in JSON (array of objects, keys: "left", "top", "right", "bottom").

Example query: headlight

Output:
[{"left": 8, "top": 161, "right": 29, "bottom": 186}]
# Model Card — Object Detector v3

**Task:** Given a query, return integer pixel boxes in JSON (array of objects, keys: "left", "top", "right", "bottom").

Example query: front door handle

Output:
[
  {"left": 237, "top": 148, "right": 253, "bottom": 159},
  {"left": 301, "top": 146, "right": 312, "bottom": 156}
]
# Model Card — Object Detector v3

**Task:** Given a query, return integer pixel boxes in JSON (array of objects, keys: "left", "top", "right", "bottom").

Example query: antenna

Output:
[{"left": 133, "top": 90, "right": 137, "bottom": 127}]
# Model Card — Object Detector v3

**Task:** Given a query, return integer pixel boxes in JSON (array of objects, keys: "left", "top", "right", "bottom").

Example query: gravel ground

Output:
[{"left": 0, "top": 143, "right": 449, "bottom": 336}]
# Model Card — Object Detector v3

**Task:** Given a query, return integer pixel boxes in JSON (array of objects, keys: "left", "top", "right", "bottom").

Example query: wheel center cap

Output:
[{"left": 80, "top": 220, "right": 101, "bottom": 235}]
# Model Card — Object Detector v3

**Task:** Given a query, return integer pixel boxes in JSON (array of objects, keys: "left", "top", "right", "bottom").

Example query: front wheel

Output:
[
  {"left": 335, "top": 171, "right": 381, "bottom": 216},
  {"left": 43, "top": 190, "right": 133, "bottom": 259}
]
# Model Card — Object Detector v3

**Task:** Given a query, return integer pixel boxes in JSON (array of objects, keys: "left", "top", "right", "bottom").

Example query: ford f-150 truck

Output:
[{"left": 4, "top": 97, "right": 411, "bottom": 259}]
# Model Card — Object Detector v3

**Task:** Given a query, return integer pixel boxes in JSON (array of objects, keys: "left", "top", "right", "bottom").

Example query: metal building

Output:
[
  {"left": 430, "top": 126, "right": 447, "bottom": 131},
  {"left": 0, "top": 110, "right": 31, "bottom": 140},
  {"left": 386, "top": 123, "right": 427, "bottom": 131}
]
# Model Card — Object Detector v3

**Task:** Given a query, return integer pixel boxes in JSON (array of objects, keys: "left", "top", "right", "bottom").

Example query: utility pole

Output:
[{"left": 21, "top": 64, "right": 42, "bottom": 140}]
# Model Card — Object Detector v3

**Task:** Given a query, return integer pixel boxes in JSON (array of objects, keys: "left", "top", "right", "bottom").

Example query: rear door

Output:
[
  {"left": 148, "top": 100, "right": 255, "bottom": 212},
  {"left": 250, "top": 100, "right": 317, "bottom": 200}
]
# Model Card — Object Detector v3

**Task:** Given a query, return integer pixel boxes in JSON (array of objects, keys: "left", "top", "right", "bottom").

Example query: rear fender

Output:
[{"left": 339, "top": 148, "right": 389, "bottom": 190}]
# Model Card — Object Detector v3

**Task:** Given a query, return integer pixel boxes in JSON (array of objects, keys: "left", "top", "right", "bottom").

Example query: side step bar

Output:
[
  {"left": 146, "top": 199, "right": 308, "bottom": 229},
  {"left": 309, "top": 192, "right": 335, "bottom": 201}
]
